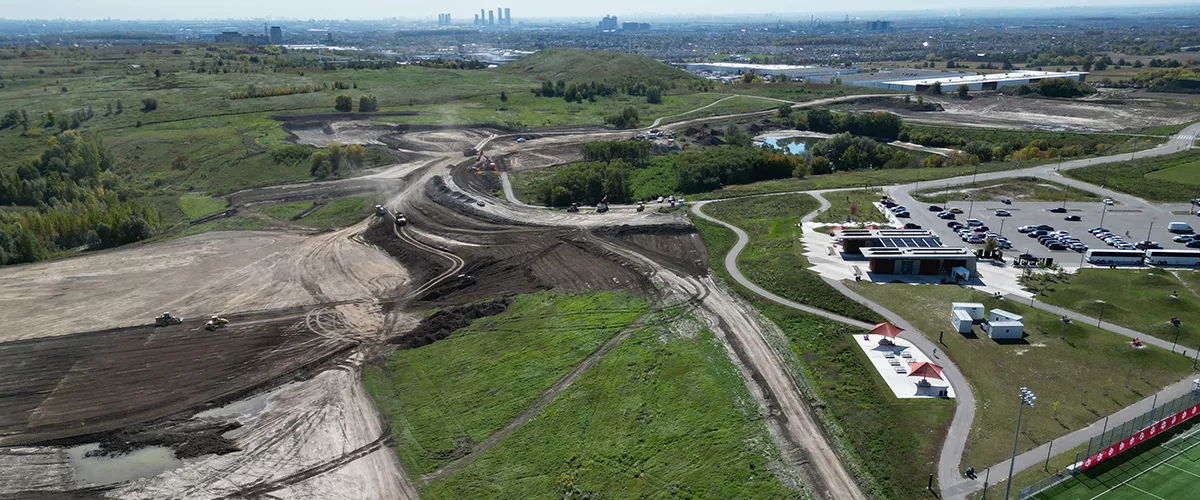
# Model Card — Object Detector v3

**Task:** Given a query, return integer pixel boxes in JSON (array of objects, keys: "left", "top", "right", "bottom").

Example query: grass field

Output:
[
  {"left": 1033, "top": 269, "right": 1200, "bottom": 353},
  {"left": 846, "top": 282, "right": 1195, "bottom": 468},
  {"left": 421, "top": 315, "right": 802, "bottom": 499},
  {"left": 912, "top": 176, "right": 1103, "bottom": 204},
  {"left": 813, "top": 188, "right": 888, "bottom": 224},
  {"left": 364, "top": 291, "right": 649, "bottom": 476},
  {"left": 177, "top": 194, "right": 229, "bottom": 220},
  {"left": 1064, "top": 150, "right": 1200, "bottom": 202},
  {"left": 286, "top": 196, "right": 374, "bottom": 229},
  {"left": 693, "top": 216, "right": 951, "bottom": 499},
  {"left": 700, "top": 194, "right": 882, "bottom": 322},
  {"left": 1031, "top": 421, "right": 1200, "bottom": 499}
]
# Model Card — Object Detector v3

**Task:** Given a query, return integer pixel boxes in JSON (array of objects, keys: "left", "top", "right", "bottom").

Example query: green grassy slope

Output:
[{"left": 499, "top": 49, "right": 700, "bottom": 86}]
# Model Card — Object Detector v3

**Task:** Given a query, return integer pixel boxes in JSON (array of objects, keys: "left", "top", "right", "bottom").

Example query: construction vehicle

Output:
[
  {"left": 155, "top": 312, "right": 183, "bottom": 326},
  {"left": 457, "top": 273, "right": 476, "bottom": 285},
  {"left": 205, "top": 315, "right": 229, "bottom": 331},
  {"left": 596, "top": 195, "right": 610, "bottom": 213},
  {"left": 566, "top": 203, "right": 580, "bottom": 213},
  {"left": 636, "top": 201, "right": 645, "bottom": 212},
  {"left": 375, "top": 205, "right": 388, "bottom": 216},
  {"left": 394, "top": 210, "right": 408, "bottom": 227}
]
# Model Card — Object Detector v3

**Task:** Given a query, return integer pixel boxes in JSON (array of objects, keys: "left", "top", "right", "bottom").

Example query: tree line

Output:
[
  {"left": 309, "top": 142, "right": 368, "bottom": 179},
  {"left": 798, "top": 110, "right": 904, "bottom": 140},
  {"left": 0, "top": 132, "right": 160, "bottom": 266}
]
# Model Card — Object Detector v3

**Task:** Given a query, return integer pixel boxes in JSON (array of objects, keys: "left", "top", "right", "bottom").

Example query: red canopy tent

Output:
[
  {"left": 907, "top": 361, "right": 944, "bottom": 382},
  {"left": 867, "top": 323, "right": 905, "bottom": 339}
]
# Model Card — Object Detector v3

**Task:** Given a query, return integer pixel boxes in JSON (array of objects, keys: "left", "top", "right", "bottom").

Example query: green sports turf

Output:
[{"left": 1031, "top": 423, "right": 1200, "bottom": 499}]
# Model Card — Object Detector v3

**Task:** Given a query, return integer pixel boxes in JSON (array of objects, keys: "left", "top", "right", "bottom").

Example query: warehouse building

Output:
[
  {"left": 684, "top": 62, "right": 862, "bottom": 80},
  {"left": 876, "top": 70, "right": 1087, "bottom": 92}
]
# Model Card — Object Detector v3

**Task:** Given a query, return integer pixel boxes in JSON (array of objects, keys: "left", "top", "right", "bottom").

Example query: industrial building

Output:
[
  {"left": 269, "top": 26, "right": 282, "bottom": 44},
  {"left": 214, "top": 31, "right": 269, "bottom": 45},
  {"left": 684, "top": 62, "right": 862, "bottom": 81},
  {"left": 874, "top": 70, "right": 1088, "bottom": 92}
]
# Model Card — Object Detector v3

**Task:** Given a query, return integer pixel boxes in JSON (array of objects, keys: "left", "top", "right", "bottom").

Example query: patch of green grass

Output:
[
  {"left": 262, "top": 201, "right": 314, "bottom": 221},
  {"left": 813, "top": 188, "right": 888, "bottom": 224},
  {"left": 499, "top": 49, "right": 701, "bottom": 87},
  {"left": 1036, "top": 268, "right": 1200, "bottom": 352},
  {"left": 692, "top": 216, "right": 950, "bottom": 499},
  {"left": 655, "top": 95, "right": 785, "bottom": 125},
  {"left": 1064, "top": 149, "right": 1200, "bottom": 202},
  {"left": 422, "top": 316, "right": 801, "bottom": 498},
  {"left": 972, "top": 442, "right": 1089, "bottom": 500},
  {"left": 1145, "top": 159, "right": 1200, "bottom": 185},
  {"left": 295, "top": 196, "right": 373, "bottom": 229},
  {"left": 716, "top": 82, "right": 898, "bottom": 101},
  {"left": 846, "top": 282, "right": 1195, "bottom": 468},
  {"left": 365, "top": 291, "right": 650, "bottom": 476},
  {"left": 176, "top": 194, "right": 229, "bottom": 220},
  {"left": 912, "top": 176, "right": 1103, "bottom": 204},
  {"left": 700, "top": 194, "right": 882, "bottom": 323}
]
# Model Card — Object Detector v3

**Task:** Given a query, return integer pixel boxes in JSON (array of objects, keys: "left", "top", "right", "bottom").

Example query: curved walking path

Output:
[{"left": 693, "top": 192, "right": 976, "bottom": 498}]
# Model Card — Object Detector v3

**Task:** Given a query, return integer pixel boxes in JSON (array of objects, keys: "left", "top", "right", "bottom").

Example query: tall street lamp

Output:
[
  {"left": 1099, "top": 202, "right": 1108, "bottom": 229},
  {"left": 1096, "top": 300, "right": 1106, "bottom": 327},
  {"left": 1005, "top": 387, "right": 1037, "bottom": 500}
]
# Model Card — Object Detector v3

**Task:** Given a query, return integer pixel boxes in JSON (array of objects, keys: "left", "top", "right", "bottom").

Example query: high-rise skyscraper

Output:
[
  {"left": 488, "top": 10, "right": 494, "bottom": 25},
  {"left": 474, "top": 14, "right": 480, "bottom": 25},
  {"left": 504, "top": 8, "right": 511, "bottom": 24},
  {"left": 269, "top": 26, "right": 282, "bottom": 44}
]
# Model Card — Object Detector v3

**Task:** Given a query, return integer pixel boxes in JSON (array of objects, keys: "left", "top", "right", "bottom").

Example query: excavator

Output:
[
  {"left": 205, "top": 315, "right": 230, "bottom": 331},
  {"left": 155, "top": 312, "right": 183, "bottom": 326}
]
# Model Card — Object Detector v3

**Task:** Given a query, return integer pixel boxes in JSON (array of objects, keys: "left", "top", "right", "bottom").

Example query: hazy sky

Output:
[{"left": 5, "top": 0, "right": 1197, "bottom": 21}]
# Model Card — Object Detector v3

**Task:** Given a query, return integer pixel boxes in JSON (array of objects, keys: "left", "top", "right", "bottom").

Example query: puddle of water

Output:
[
  {"left": 193, "top": 387, "right": 279, "bottom": 420},
  {"left": 67, "top": 443, "right": 182, "bottom": 486},
  {"left": 760, "top": 137, "right": 807, "bottom": 155}
]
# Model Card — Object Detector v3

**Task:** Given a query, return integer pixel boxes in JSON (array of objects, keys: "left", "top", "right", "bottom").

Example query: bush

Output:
[
  {"left": 140, "top": 97, "right": 158, "bottom": 111},
  {"left": 334, "top": 94, "right": 353, "bottom": 112}
]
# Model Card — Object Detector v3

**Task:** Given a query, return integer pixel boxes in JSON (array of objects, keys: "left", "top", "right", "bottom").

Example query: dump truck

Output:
[{"left": 155, "top": 312, "right": 183, "bottom": 326}]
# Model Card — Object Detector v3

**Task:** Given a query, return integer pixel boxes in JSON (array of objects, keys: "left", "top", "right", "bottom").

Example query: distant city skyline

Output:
[{"left": 3, "top": 1, "right": 1199, "bottom": 21}]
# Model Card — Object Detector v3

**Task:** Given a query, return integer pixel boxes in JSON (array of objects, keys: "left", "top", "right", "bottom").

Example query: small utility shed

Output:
[
  {"left": 951, "top": 309, "right": 974, "bottom": 334},
  {"left": 984, "top": 309, "right": 1024, "bottom": 340},
  {"left": 952, "top": 302, "right": 985, "bottom": 321}
]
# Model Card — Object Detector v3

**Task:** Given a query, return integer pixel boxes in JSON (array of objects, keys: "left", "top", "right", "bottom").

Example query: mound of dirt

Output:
[
  {"left": 594, "top": 224, "right": 709, "bottom": 277},
  {"left": 363, "top": 218, "right": 447, "bottom": 286},
  {"left": 87, "top": 421, "right": 241, "bottom": 460},
  {"left": 391, "top": 297, "right": 511, "bottom": 349}
]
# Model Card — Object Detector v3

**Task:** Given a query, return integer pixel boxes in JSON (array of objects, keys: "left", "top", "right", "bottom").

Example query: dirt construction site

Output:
[{"left": 0, "top": 91, "right": 1166, "bottom": 499}]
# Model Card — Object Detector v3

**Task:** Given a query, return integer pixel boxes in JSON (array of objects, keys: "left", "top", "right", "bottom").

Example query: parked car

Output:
[
  {"left": 949, "top": 207, "right": 964, "bottom": 214},
  {"left": 1036, "top": 224, "right": 1055, "bottom": 231},
  {"left": 1117, "top": 243, "right": 1137, "bottom": 250},
  {"left": 1029, "top": 230, "right": 1047, "bottom": 238},
  {"left": 928, "top": 205, "right": 943, "bottom": 212},
  {"left": 1064, "top": 215, "right": 1081, "bottom": 221},
  {"left": 515, "top": 137, "right": 527, "bottom": 143},
  {"left": 1047, "top": 242, "right": 1067, "bottom": 250},
  {"left": 1103, "top": 199, "right": 1114, "bottom": 205},
  {"left": 998, "top": 240, "right": 1013, "bottom": 249},
  {"left": 1173, "top": 235, "right": 1195, "bottom": 243},
  {"left": 1049, "top": 207, "right": 1068, "bottom": 213},
  {"left": 896, "top": 211, "right": 911, "bottom": 218},
  {"left": 995, "top": 210, "right": 1012, "bottom": 216},
  {"left": 967, "top": 219, "right": 984, "bottom": 226},
  {"left": 966, "top": 235, "right": 985, "bottom": 244},
  {"left": 939, "top": 212, "right": 956, "bottom": 219},
  {"left": 1189, "top": 240, "right": 1200, "bottom": 248},
  {"left": 1135, "top": 241, "right": 1162, "bottom": 250},
  {"left": 948, "top": 221, "right": 964, "bottom": 229},
  {"left": 1001, "top": 198, "right": 1013, "bottom": 205},
  {"left": 904, "top": 223, "right": 922, "bottom": 229},
  {"left": 1018, "top": 225, "right": 1036, "bottom": 233},
  {"left": 1070, "top": 243, "right": 1089, "bottom": 252}
]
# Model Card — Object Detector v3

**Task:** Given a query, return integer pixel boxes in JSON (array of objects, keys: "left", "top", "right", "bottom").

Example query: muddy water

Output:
[
  {"left": 67, "top": 443, "right": 182, "bottom": 486},
  {"left": 194, "top": 384, "right": 291, "bottom": 440}
]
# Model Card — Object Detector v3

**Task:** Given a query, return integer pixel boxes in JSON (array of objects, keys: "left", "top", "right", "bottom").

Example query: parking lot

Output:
[{"left": 896, "top": 200, "right": 1197, "bottom": 262}]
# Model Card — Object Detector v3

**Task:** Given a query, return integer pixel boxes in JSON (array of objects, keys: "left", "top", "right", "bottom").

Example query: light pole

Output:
[
  {"left": 1096, "top": 300, "right": 1106, "bottom": 328},
  {"left": 1005, "top": 387, "right": 1037, "bottom": 500},
  {"left": 973, "top": 164, "right": 980, "bottom": 185},
  {"left": 1172, "top": 325, "right": 1182, "bottom": 353},
  {"left": 969, "top": 198, "right": 975, "bottom": 219},
  {"left": 1099, "top": 202, "right": 1108, "bottom": 229}
]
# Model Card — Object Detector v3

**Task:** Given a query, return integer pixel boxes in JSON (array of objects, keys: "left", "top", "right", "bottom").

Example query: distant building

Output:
[
  {"left": 622, "top": 22, "right": 651, "bottom": 32},
  {"left": 214, "top": 31, "right": 269, "bottom": 45},
  {"left": 437, "top": 13, "right": 452, "bottom": 25},
  {"left": 867, "top": 20, "right": 893, "bottom": 32},
  {"left": 488, "top": 10, "right": 495, "bottom": 25},
  {"left": 504, "top": 8, "right": 511, "bottom": 24},
  {"left": 876, "top": 70, "right": 1088, "bottom": 92},
  {"left": 598, "top": 15, "right": 618, "bottom": 31},
  {"left": 474, "top": 14, "right": 480, "bottom": 25},
  {"left": 269, "top": 26, "right": 282, "bottom": 44}
]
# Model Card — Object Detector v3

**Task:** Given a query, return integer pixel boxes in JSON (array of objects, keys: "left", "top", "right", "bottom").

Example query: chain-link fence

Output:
[{"left": 1019, "top": 387, "right": 1200, "bottom": 499}]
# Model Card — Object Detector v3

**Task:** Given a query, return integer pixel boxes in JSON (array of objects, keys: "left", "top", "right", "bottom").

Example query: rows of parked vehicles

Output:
[
  {"left": 1017, "top": 224, "right": 1090, "bottom": 251},
  {"left": 1086, "top": 227, "right": 1171, "bottom": 250},
  {"left": 881, "top": 198, "right": 910, "bottom": 218},
  {"left": 947, "top": 218, "right": 1013, "bottom": 248}
]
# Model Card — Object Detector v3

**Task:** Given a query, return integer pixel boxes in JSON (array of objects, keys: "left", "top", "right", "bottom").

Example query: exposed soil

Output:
[
  {"left": 85, "top": 421, "right": 241, "bottom": 460},
  {"left": 390, "top": 298, "right": 512, "bottom": 349}
]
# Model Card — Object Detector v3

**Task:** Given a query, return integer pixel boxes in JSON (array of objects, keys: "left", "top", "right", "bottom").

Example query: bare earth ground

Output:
[{"left": 845, "top": 90, "right": 1200, "bottom": 132}]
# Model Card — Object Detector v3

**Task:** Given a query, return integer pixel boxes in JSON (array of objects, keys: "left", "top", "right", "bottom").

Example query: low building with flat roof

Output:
[
  {"left": 684, "top": 62, "right": 861, "bottom": 80},
  {"left": 860, "top": 247, "right": 977, "bottom": 277},
  {"left": 831, "top": 229, "right": 941, "bottom": 255},
  {"left": 877, "top": 70, "right": 1087, "bottom": 92}
]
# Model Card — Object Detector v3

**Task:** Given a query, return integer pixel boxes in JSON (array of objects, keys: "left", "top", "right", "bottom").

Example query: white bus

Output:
[
  {"left": 1086, "top": 249, "right": 1145, "bottom": 266},
  {"left": 1144, "top": 249, "right": 1200, "bottom": 267}
]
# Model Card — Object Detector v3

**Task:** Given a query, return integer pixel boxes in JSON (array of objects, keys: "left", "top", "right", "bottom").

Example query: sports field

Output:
[{"left": 1030, "top": 422, "right": 1200, "bottom": 499}]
